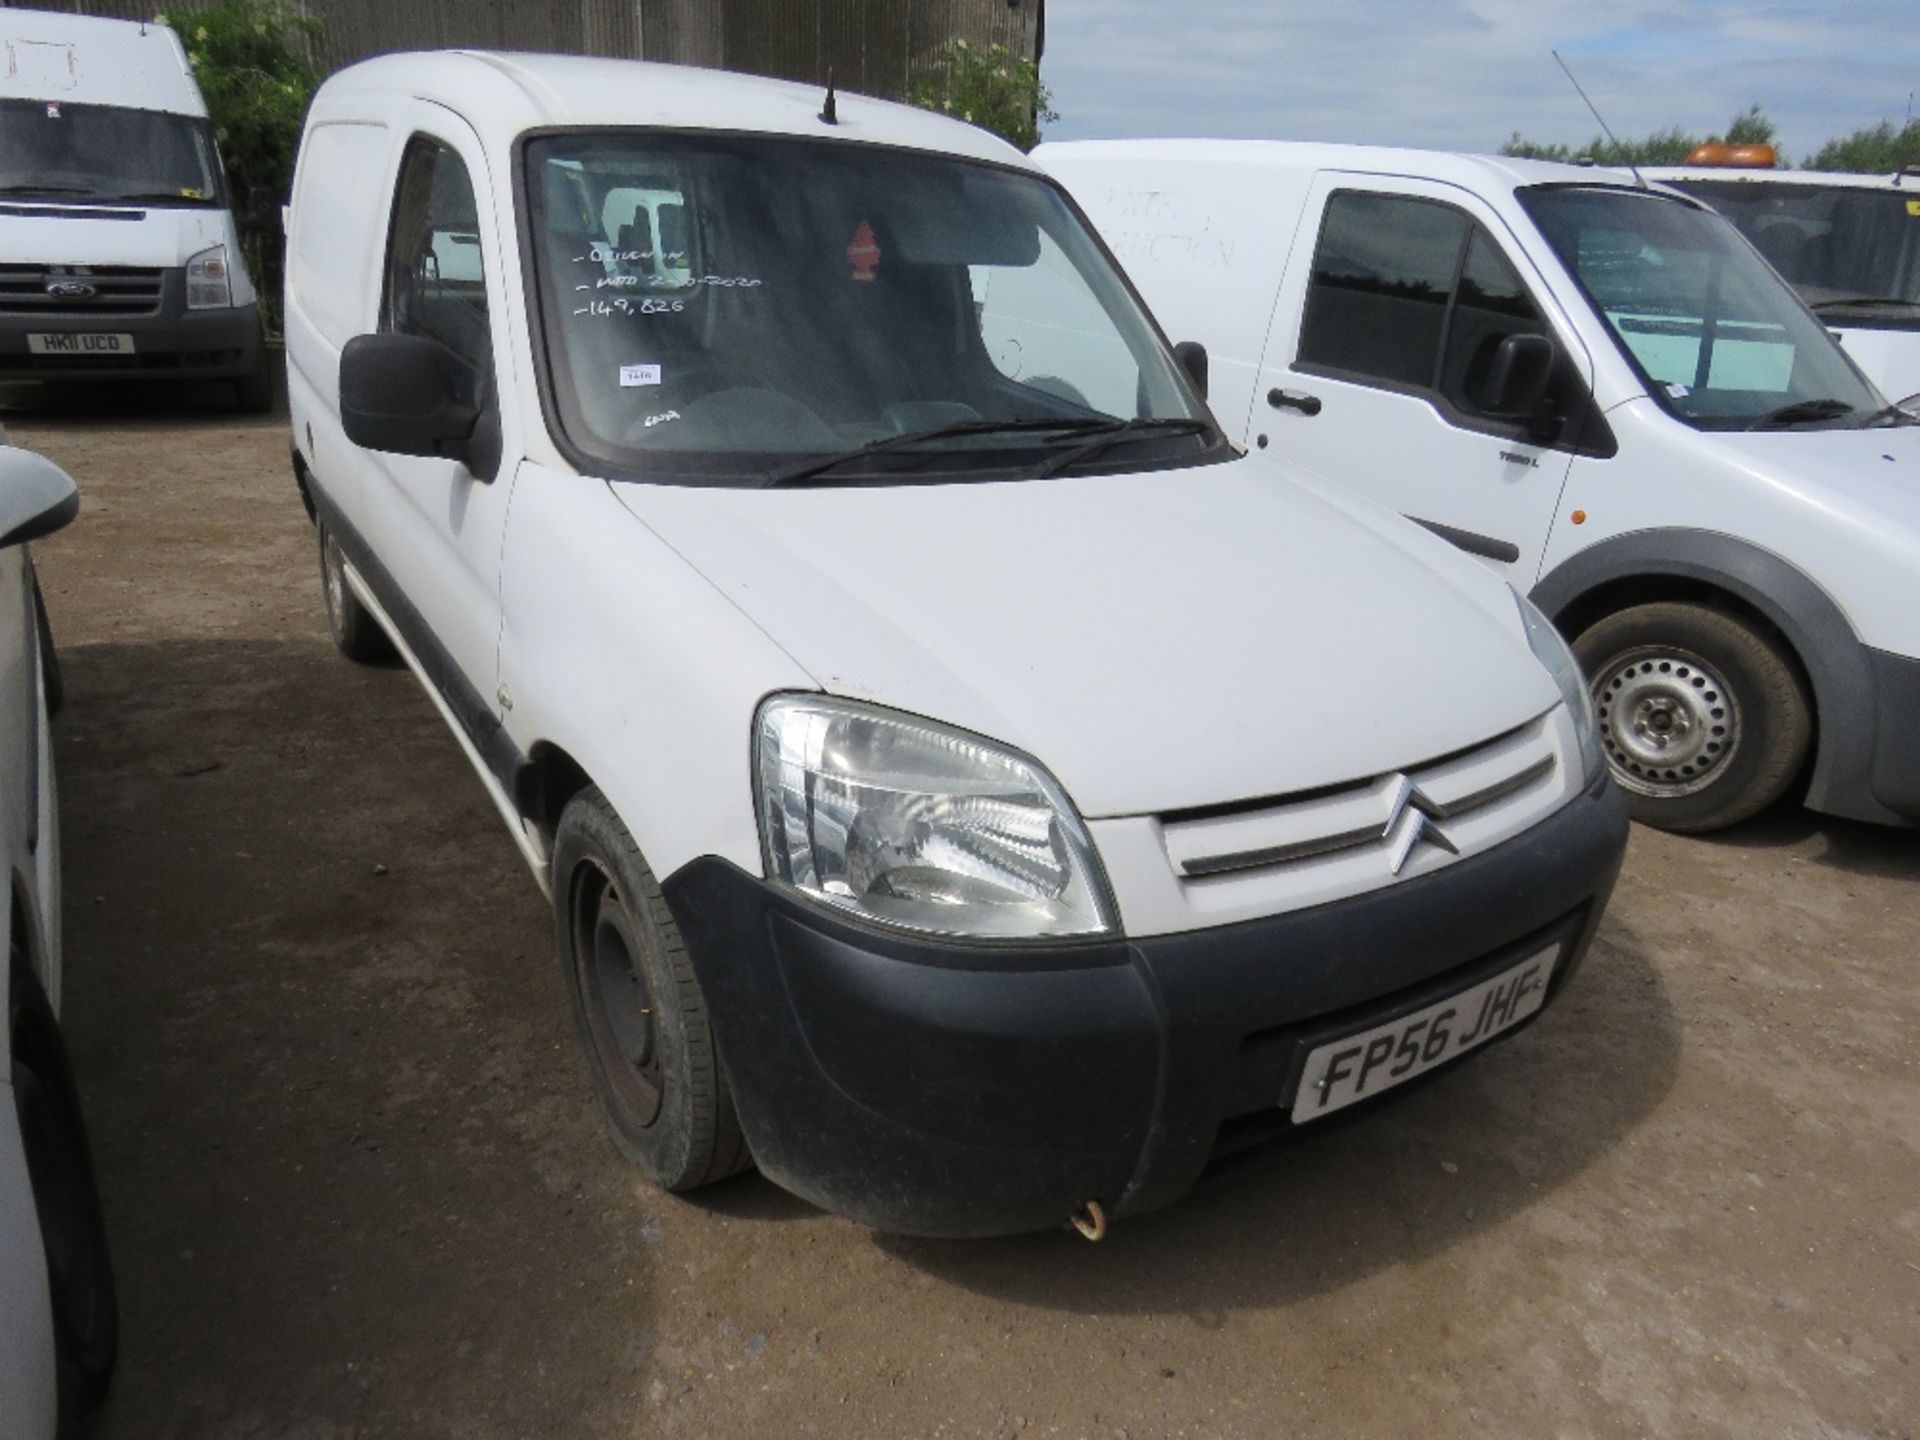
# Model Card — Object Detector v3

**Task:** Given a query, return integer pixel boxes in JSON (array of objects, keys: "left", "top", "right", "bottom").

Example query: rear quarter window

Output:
[{"left": 289, "top": 121, "right": 391, "bottom": 349}]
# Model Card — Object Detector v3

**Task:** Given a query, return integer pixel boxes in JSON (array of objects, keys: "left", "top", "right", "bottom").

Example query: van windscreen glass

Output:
[
  {"left": 1667, "top": 178, "right": 1920, "bottom": 323},
  {"left": 1521, "top": 185, "right": 1882, "bottom": 429},
  {"left": 522, "top": 133, "right": 1217, "bottom": 485},
  {"left": 0, "top": 99, "right": 221, "bottom": 205}
]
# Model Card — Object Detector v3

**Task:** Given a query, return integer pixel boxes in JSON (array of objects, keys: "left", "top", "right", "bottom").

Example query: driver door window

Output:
[{"left": 383, "top": 136, "right": 491, "bottom": 376}]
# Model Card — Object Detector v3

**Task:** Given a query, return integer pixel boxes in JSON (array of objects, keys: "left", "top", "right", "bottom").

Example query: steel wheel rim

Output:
[
  {"left": 1592, "top": 645, "right": 1741, "bottom": 798},
  {"left": 321, "top": 534, "right": 347, "bottom": 630},
  {"left": 569, "top": 859, "right": 663, "bottom": 1128}
]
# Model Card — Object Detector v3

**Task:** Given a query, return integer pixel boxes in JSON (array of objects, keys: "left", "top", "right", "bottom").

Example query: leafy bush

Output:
[
  {"left": 158, "top": 0, "right": 321, "bottom": 329},
  {"left": 1806, "top": 120, "right": 1920, "bottom": 175},
  {"left": 906, "top": 39, "right": 1057, "bottom": 153},
  {"left": 1502, "top": 105, "right": 1782, "bottom": 167}
]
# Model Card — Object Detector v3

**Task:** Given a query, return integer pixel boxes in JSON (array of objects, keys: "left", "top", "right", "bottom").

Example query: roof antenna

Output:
[
  {"left": 1553, "top": 49, "right": 1646, "bottom": 190},
  {"left": 819, "top": 70, "right": 838, "bottom": 126}
]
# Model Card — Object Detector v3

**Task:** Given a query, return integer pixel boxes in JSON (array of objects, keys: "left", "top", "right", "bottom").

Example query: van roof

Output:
[
  {"left": 0, "top": 10, "right": 202, "bottom": 117},
  {"left": 314, "top": 50, "right": 1030, "bottom": 169},
  {"left": 1644, "top": 166, "right": 1920, "bottom": 194},
  {"left": 1035, "top": 138, "right": 1646, "bottom": 196}
]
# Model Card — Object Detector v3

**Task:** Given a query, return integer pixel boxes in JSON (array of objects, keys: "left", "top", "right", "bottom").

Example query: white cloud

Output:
[{"left": 1042, "top": 0, "right": 1920, "bottom": 165}]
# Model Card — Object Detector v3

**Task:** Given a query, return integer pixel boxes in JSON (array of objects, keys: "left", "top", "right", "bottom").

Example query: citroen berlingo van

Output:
[{"left": 284, "top": 54, "right": 1626, "bottom": 1237}]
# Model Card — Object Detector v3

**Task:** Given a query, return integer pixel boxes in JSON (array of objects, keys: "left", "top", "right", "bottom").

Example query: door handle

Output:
[{"left": 1267, "top": 387, "right": 1322, "bottom": 416}]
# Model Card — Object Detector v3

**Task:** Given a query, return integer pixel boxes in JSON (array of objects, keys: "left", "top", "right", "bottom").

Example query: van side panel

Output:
[
  {"left": 1038, "top": 148, "right": 1309, "bottom": 443},
  {"left": 286, "top": 118, "right": 394, "bottom": 524}
]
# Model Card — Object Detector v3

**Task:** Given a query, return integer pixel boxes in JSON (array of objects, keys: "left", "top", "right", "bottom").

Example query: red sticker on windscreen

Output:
[{"left": 847, "top": 219, "right": 881, "bottom": 282}]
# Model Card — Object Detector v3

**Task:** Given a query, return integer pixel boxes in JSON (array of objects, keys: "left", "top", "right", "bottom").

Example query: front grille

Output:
[
  {"left": 1160, "top": 713, "right": 1571, "bottom": 906},
  {"left": 0, "top": 265, "right": 165, "bottom": 316}
]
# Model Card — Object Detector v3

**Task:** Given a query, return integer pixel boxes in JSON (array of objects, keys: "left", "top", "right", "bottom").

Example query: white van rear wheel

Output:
[{"left": 1575, "top": 602, "right": 1809, "bottom": 832}]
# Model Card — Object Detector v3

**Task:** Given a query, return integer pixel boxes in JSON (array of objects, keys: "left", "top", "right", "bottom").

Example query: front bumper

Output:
[
  {"left": 0, "top": 269, "right": 259, "bottom": 381},
  {"left": 1864, "top": 645, "right": 1920, "bottom": 821},
  {"left": 662, "top": 774, "right": 1629, "bottom": 1238}
]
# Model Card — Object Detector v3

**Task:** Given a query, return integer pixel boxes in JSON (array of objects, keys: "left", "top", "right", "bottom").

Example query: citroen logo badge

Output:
[{"left": 1381, "top": 774, "right": 1459, "bottom": 875}]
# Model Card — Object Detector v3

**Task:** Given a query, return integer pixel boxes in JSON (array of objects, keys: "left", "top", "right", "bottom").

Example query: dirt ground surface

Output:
[{"left": 6, "top": 382, "right": 1917, "bottom": 1440}]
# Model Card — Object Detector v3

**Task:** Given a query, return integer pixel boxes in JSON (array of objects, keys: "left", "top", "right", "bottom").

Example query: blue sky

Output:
[{"left": 1042, "top": 1, "right": 1920, "bottom": 165}]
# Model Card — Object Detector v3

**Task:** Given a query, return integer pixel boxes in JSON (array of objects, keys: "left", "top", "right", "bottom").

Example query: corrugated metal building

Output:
[{"left": 32, "top": 0, "right": 1044, "bottom": 97}]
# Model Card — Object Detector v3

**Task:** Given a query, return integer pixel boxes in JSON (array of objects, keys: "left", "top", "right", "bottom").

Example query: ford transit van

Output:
[
  {"left": 285, "top": 56, "right": 1625, "bottom": 1237},
  {"left": 0, "top": 10, "right": 272, "bottom": 411},
  {"left": 1041, "top": 140, "right": 1920, "bottom": 834}
]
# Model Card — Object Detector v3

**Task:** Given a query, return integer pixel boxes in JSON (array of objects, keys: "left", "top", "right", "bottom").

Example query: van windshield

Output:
[
  {"left": 523, "top": 133, "right": 1218, "bottom": 485},
  {"left": 1665, "top": 178, "right": 1920, "bottom": 324},
  {"left": 0, "top": 98, "right": 221, "bottom": 205},
  {"left": 1521, "top": 185, "right": 1883, "bottom": 429}
]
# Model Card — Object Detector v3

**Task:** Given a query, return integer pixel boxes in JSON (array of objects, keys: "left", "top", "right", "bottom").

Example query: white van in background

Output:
[
  {"left": 0, "top": 9, "right": 273, "bottom": 411},
  {"left": 1646, "top": 159, "right": 1920, "bottom": 402},
  {"left": 1040, "top": 140, "right": 1920, "bottom": 834}
]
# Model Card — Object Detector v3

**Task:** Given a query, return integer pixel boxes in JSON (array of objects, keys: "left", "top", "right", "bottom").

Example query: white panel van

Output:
[
  {"left": 1040, "top": 140, "right": 1920, "bottom": 834},
  {"left": 1646, "top": 164, "right": 1920, "bottom": 403},
  {"left": 0, "top": 9, "right": 272, "bottom": 410},
  {"left": 283, "top": 55, "right": 1627, "bottom": 1237}
]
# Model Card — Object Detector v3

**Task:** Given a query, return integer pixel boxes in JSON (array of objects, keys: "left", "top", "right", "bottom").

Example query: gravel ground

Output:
[{"left": 7, "top": 381, "right": 1917, "bottom": 1440}]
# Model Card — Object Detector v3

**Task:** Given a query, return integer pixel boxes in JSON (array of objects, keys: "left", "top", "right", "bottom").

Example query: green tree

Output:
[
  {"left": 1501, "top": 106, "right": 1780, "bottom": 167},
  {"left": 905, "top": 38, "right": 1058, "bottom": 152},
  {"left": 1805, "top": 119, "right": 1920, "bottom": 174},
  {"left": 159, "top": 0, "right": 321, "bottom": 327}
]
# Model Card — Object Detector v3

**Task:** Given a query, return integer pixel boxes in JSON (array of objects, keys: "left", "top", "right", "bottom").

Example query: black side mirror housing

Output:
[
  {"left": 1485, "top": 333, "right": 1555, "bottom": 422},
  {"left": 246, "top": 184, "right": 277, "bottom": 224},
  {"left": 0, "top": 443, "right": 80, "bottom": 549},
  {"left": 1173, "top": 340, "right": 1209, "bottom": 400},
  {"left": 340, "top": 332, "right": 495, "bottom": 478}
]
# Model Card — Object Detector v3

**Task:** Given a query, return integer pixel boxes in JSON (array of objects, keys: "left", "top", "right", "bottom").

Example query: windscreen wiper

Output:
[
  {"left": 1748, "top": 398, "right": 1856, "bottom": 429},
  {"left": 1030, "top": 417, "right": 1215, "bottom": 478},
  {"left": 765, "top": 417, "right": 1118, "bottom": 488},
  {"left": 108, "top": 190, "right": 214, "bottom": 204},
  {"left": 1810, "top": 296, "right": 1920, "bottom": 312},
  {"left": 0, "top": 184, "right": 99, "bottom": 196}
]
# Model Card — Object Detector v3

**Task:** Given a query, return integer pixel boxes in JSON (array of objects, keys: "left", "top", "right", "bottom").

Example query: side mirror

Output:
[
  {"left": 1173, "top": 340, "right": 1209, "bottom": 400},
  {"left": 246, "top": 185, "right": 277, "bottom": 224},
  {"left": 0, "top": 444, "right": 80, "bottom": 550},
  {"left": 340, "top": 332, "right": 486, "bottom": 469},
  {"left": 1484, "top": 333, "right": 1555, "bottom": 421}
]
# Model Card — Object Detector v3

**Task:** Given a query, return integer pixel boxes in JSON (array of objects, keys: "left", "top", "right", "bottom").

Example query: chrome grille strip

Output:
[{"left": 1166, "top": 715, "right": 1563, "bottom": 884}]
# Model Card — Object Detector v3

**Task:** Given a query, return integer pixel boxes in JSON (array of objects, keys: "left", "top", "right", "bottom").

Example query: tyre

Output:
[
  {"left": 317, "top": 522, "right": 394, "bottom": 663},
  {"left": 233, "top": 347, "right": 275, "bottom": 415},
  {"left": 551, "top": 788, "right": 750, "bottom": 1190},
  {"left": 1574, "top": 602, "right": 1811, "bottom": 832},
  {"left": 10, "top": 956, "right": 118, "bottom": 1429},
  {"left": 31, "top": 569, "right": 62, "bottom": 719}
]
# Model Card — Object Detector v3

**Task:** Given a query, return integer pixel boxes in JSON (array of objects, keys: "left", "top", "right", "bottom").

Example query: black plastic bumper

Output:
[
  {"left": 1866, "top": 645, "right": 1920, "bottom": 821},
  {"left": 662, "top": 775, "right": 1629, "bottom": 1238},
  {"left": 0, "top": 274, "right": 259, "bottom": 381}
]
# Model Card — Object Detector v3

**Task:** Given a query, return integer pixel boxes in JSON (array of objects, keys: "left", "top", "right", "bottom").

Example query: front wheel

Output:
[
  {"left": 551, "top": 788, "right": 750, "bottom": 1191},
  {"left": 10, "top": 957, "right": 118, "bottom": 1429},
  {"left": 317, "top": 522, "right": 394, "bottom": 663},
  {"left": 1574, "top": 602, "right": 1811, "bottom": 832}
]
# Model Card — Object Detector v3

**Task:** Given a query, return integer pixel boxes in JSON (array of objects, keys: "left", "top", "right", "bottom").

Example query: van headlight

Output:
[
  {"left": 186, "top": 244, "right": 233, "bottom": 309},
  {"left": 755, "top": 696, "right": 1117, "bottom": 939},
  {"left": 1515, "top": 591, "right": 1606, "bottom": 782}
]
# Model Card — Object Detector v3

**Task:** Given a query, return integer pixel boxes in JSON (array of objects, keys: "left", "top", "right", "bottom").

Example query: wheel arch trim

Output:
[{"left": 1530, "top": 527, "right": 1891, "bottom": 824}]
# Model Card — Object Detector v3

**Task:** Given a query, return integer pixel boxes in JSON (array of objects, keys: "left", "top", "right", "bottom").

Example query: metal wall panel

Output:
[{"left": 34, "top": 0, "right": 1039, "bottom": 94}]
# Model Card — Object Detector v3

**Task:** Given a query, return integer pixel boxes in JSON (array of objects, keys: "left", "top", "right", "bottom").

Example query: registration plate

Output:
[
  {"left": 27, "top": 332, "right": 136, "bottom": 355},
  {"left": 1289, "top": 946, "right": 1559, "bottom": 1123}
]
